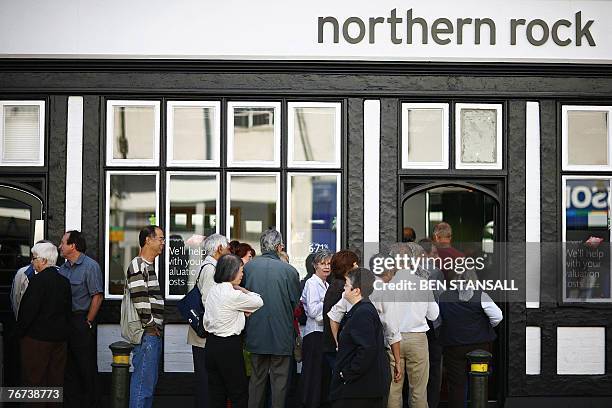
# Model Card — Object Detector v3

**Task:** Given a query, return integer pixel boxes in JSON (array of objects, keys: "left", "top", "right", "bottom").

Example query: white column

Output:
[
  {"left": 363, "top": 100, "right": 381, "bottom": 258},
  {"left": 65, "top": 96, "right": 84, "bottom": 231},
  {"left": 526, "top": 101, "right": 541, "bottom": 309}
]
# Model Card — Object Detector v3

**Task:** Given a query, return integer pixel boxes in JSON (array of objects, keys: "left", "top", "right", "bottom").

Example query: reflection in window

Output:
[
  {"left": 107, "top": 173, "right": 158, "bottom": 296},
  {"left": 229, "top": 104, "right": 279, "bottom": 164},
  {"left": 564, "top": 178, "right": 612, "bottom": 302},
  {"left": 0, "top": 197, "right": 31, "bottom": 285},
  {"left": 109, "top": 102, "right": 158, "bottom": 163},
  {"left": 167, "top": 174, "right": 218, "bottom": 297},
  {"left": 289, "top": 104, "right": 339, "bottom": 166},
  {"left": 288, "top": 174, "right": 339, "bottom": 277},
  {"left": 228, "top": 174, "right": 278, "bottom": 251},
  {"left": 567, "top": 111, "right": 608, "bottom": 167},
  {"left": 402, "top": 104, "right": 448, "bottom": 168},
  {"left": 169, "top": 103, "right": 218, "bottom": 164}
]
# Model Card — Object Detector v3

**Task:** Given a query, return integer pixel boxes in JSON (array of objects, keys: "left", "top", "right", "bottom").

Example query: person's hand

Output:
[
  {"left": 393, "top": 363, "right": 402, "bottom": 383},
  {"left": 233, "top": 285, "right": 249, "bottom": 294},
  {"left": 244, "top": 312, "right": 252, "bottom": 317}
]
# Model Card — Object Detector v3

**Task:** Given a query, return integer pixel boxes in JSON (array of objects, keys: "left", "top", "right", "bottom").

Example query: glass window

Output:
[
  {"left": 287, "top": 173, "right": 340, "bottom": 277},
  {"left": 0, "top": 101, "right": 45, "bottom": 166},
  {"left": 106, "top": 101, "right": 160, "bottom": 166},
  {"left": 563, "top": 177, "right": 612, "bottom": 303},
  {"left": 167, "top": 101, "right": 220, "bottom": 166},
  {"left": 106, "top": 172, "right": 159, "bottom": 298},
  {"left": 227, "top": 102, "right": 280, "bottom": 167},
  {"left": 455, "top": 103, "right": 503, "bottom": 170},
  {"left": 401, "top": 103, "right": 449, "bottom": 169},
  {"left": 227, "top": 173, "right": 279, "bottom": 251},
  {"left": 288, "top": 103, "right": 341, "bottom": 168},
  {"left": 166, "top": 173, "right": 219, "bottom": 298},
  {"left": 562, "top": 106, "right": 612, "bottom": 171}
]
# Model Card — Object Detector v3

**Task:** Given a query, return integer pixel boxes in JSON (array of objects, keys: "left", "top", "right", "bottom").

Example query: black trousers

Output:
[
  {"left": 205, "top": 334, "right": 248, "bottom": 408},
  {"left": 64, "top": 313, "right": 100, "bottom": 408},
  {"left": 21, "top": 336, "right": 67, "bottom": 408},
  {"left": 427, "top": 329, "right": 443, "bottom": 408},
  {"left": 443, "top": 342, "right": 492, "bottom": 408},
  {"left": 193, "top": 345, "right": 210, "bottom": 407},
  {"left": 301, "top": 332, "right": 324, "bottom": 408}
]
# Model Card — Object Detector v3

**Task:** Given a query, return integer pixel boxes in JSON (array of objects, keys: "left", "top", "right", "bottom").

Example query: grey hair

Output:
[
  {"left": 203, "top": 234, "right": 229, "bottom": 256},
  {"left": 433, "top": 222, "right": 452, "bottom": 239},
  {"left": 260, "top": 229, "right": 283, "bottom": 253},
  {"left": 312, "top": 249, "right": 333, "bottom": 267},
  {"left": 31, "top": 242, "right": 58, "bottom": 265}
]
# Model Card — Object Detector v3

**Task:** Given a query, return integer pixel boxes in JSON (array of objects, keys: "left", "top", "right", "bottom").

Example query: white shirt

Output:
[
  {"left": 383, "top": 270, "right": 439, "bottom": 335},
  {"left": 481, "top": 292, "right": 503, "bottom": 327},
  {"left": 203, "top": 282, "right": 263, "bottom": 337},
  {"left": 187, "top": 255, "right": 217, "bottom": 347},
  {"left": 10, "top": 265, "right": 31, "bottom": 319},
  {"left": 301, "top": 274, "right": 328, "bottom": 338}
]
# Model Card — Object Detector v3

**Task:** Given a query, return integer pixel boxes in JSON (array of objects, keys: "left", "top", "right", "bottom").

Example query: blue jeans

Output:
[{"left": 130, "top": 334, "right": 162, "bottom": 408}]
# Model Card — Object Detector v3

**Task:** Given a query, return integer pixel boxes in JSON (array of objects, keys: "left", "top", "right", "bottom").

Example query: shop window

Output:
[
  {"left": 562, "top": 106, "right": 612, "bottom": 171},
  {"left": 288, "top": 102, "right": 341, "bottom": 168},
  {"left": 401, "top": 103, "right": 449, "bottom": 169},
  {"left": 455, "top": 103, "right": 503, "bottom": 170},
  {"left": 227, "top": 102, "right": 281, "bottom": 167},
  {"left": 106, "top": 100, "right": 160, "bottom": 166},
  {"left": 227, "top": 173, "right": 280, "bottom": 251},
  {"left": 105, "top": 171, "right": 159, "bottom": 298},
  {"left": 167, "top": 101, "right": 220, "bottom": 166},
  {"left": 287, "top": 173, "right": 340, "bottom": 276},
  {"left": 0, "top": 101, "right": 45, "bottom": 166},
  {"left": 562, "top": 176, "right": 612, "bottom": 303},
  {"left": 166, "top": 172, "right": 219, "bottom": 299}
]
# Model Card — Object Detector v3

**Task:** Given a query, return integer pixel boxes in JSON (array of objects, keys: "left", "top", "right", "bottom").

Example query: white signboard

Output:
[{"left": 1, "top": 0, "right": 611, "bottom": 63}]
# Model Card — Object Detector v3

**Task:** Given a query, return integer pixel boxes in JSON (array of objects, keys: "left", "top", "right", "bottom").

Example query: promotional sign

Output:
[{"left": 0, "top": 0, "right": 611, "bottom": 63}]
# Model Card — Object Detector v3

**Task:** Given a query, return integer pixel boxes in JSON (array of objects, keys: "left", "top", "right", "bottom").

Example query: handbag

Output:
[
  {"left": 176, "top": 263, "right": 211, "bottom": 338},
  {"left": 120, "top": 272, "right": 144, "bottom": 345}
]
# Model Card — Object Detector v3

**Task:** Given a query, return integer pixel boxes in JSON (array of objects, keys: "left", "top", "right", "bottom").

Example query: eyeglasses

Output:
[
  {"left": 31, "top": 257, "right": 44, "bottom": 262},
  {"left": 152, "top": 236, "right": 166, "bottom": 242}
]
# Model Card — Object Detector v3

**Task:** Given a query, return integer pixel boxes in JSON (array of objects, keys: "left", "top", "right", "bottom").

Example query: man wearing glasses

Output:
[{"left": 58, "top": 230, "right": 104, "bottom": 408}]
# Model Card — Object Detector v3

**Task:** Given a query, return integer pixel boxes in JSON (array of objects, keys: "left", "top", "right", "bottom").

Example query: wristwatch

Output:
[{"left": 86, "top": 319, "right": 93, "bottom": 329}]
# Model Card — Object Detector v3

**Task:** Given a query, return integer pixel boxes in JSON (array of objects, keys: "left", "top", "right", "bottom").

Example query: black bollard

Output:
[
  {"left": 109, "top": 341, "right": 134, "bottom": 408},
  {"left": 466, "top": 349, "right": 492, "bottom": 408}
]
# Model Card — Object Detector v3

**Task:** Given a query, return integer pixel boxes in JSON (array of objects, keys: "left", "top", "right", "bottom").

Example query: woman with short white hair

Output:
[{"left": 16, "top": 242, "right": 72, "bottom": 388}]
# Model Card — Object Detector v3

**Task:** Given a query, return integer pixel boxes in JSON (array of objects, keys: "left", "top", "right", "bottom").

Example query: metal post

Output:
[
  {"left": 466, "top": 349, "right": 492, "bottom": 408},
  {"left": 109, "top": 341, "right": 134, "bottom": 408}
]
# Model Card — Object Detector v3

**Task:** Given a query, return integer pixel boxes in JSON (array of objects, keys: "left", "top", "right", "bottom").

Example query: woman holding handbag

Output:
[{"left": 203, "top": 254, "right": 263, "bottom": 408}]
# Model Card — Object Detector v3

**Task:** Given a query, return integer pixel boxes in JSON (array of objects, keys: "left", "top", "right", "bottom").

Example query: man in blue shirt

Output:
[{"left": 58, "top": 230, "right": 104, "bottom": 408}]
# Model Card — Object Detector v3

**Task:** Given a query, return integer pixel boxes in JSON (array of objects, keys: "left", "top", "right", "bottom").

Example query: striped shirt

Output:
[{"left": 127, "top": 257, "right": 164, "bottom": 330}]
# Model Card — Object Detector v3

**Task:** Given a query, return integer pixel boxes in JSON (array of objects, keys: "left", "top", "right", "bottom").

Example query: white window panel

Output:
[
  {"left": 288, "top": 102, "right": 341, "bottom": 168},
  {"left": 557, "top": 327, "right": 605, "bottom": 375},
  {"left": 106, "top": 100, "right": 160, "bottom": 166},
  {"left": 227, "top": 102, "right": 281, "bottom": 167},
  {"left": 105, "top": 171, "right": 159, "bottom": 299},
  {"left": 226, "top": 172, "right": 280, "bottom": 251},
  {"left": 455, "top": 103, "right": 503, "bottom": 170},
  {"left": 287, "top": 172, "right": 341, "bottom": 278},
  {"left": 0, "top": 100, "right": 45, "bottom": 166},
  {"left": 165, "top": 171, "right": 220, "bottom": 300},
  {"left": 526, "top": 326, "right": 541, "bottom": 375},
  {"left": 164, "top": 324, "right": 194, "bottom": 372},
  {"left": 562, "top": 106, "right": 612, "bottom": 171},
  {"left": 167, "top": 101, "right": 220, "bottom": 167},
  {"left": 401, "top": 103, "right": 449, "bottom": 169},
  {"left": 562, "top": 175, "right": 612, "bottom": 303}
]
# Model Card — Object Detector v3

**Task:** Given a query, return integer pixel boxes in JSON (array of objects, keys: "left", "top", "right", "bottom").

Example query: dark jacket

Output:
[
  {"left": 322, "top": 277, "right": 345, "bottom": 352},
  {"left": 330, "top": 299, "right": 390, "bottom": 401},
  {"left": 439, "top": 289, "right": 497, "bottom": 347},
  {"left": 16, "top": 266, "right": 72, "bottom": 342},
  {"left": 244, "top": 251, "right": 301, "bottom": 355}
]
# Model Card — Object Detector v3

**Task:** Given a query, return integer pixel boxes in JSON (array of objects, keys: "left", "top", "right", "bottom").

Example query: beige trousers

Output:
[{"left": 387, "top": 332, "right": 429, "bottom": 408}]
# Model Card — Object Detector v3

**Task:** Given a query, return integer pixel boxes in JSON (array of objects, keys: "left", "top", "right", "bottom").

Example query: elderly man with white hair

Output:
[
  {"left": 186, "top": 233, "right": 231, "bottom": 408},
  {"left": 16, "top": 241, "right": 72, "bottom": 388}
]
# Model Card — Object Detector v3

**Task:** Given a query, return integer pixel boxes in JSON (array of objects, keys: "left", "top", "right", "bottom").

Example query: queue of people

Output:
[{"left": 9, "top": 221, "right": 502, "bottom": 408}]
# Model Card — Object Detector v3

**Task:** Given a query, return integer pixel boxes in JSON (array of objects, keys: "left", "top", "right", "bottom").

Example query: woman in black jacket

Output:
[{"left": 329, "top": 268, "right": 390, "bottom": 408}]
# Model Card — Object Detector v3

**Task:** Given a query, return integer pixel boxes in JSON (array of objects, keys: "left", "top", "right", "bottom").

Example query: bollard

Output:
[
  {"left": 109, "top": 341, "right": 134, "bottom": 408},
  {"left": 466, "top": 349, "right": 492, "bottom": 408}
]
